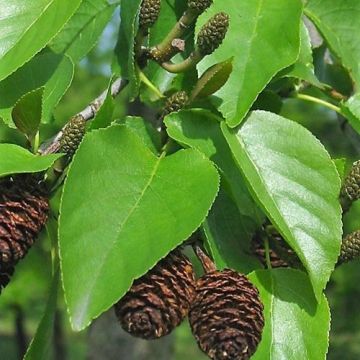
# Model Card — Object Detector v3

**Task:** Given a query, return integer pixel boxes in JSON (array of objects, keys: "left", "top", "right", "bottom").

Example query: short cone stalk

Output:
[
  {"left": 139, "top": 0, "right": 161, "bottom": 29},
  {"left": 197, "top": 12, "right": 229, "bottom": 56},
  {"left": 339, "top": 230, "right": 360, "bottom": 264},
  {"left": 60, "top": 115, "right": 86, "bottom": 157},
  {"left": 0, "top": 175, "right": 49, "bottom": 272},
  {"left": 189, "top": 269, "right": 264, "bottom": 360},
  {"left": 114, "top": 250, "right": 196, "bottom": 339},
  {"left": 160, "top": 91, "right": 189, "bottom": 120},
  {"left": 188, "top": 0, "right": 213, "bottom": 13}
]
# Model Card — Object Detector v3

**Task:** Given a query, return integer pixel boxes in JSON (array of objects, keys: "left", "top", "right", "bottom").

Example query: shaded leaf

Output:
[
  {"left": 113, "top": 0, "right": 142, "bottom": 98},
  {"left": 88, "top": 79, "right": 115, "bottom": 131},
  {"left": 305, "top": 0, "right": 360, "bottom": 87},
  {"left": 0, "top": 52, "right": 74, "bottom": 125},
  {"left": 12, "top": 88, "right": 44, "bottom": 139},
  {"left": 249, "top": 269, "right": 330, "bottom": 360},
  {"left": 165, "top": 109, "right": 263, "bottom": 222},
  {"left": 222, "top": 111, "right": 342, "bottom": 299},
  {"left": 59, "top": 125, "right": 219, "bottom": 330},
  {"left": 203, "top": 186, "right": 261, "bottom": 274},
  {"left": 0, "top": 0, "right": 81, "bottom": 81},
  {"left": 123, "top": 116, "right": 162, "bottom": 155},
  {"left": 282, "top": 22, "right": 322, "bottom": 87},
  {"left": 24, "top": 270, "right": 59, "bottom": 360}
]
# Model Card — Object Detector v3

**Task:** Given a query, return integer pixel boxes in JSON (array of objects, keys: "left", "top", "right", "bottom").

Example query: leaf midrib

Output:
[{"left": 74, "top": 151, "right": 165, "bottom": 327}]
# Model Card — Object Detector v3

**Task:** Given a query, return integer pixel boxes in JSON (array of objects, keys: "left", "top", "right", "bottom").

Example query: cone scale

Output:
[{"left": 114, "top": 250, "right": 196, "bottom": 339}]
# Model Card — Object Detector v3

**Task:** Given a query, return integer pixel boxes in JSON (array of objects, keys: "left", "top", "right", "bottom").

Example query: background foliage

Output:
[{"left": 2, "top": 0, "right": 360, "bottom": 359}]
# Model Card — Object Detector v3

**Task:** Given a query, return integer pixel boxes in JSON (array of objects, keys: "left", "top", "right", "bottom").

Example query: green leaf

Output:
[
  {"left": 50, "top": 0, "right": 117, "bottom": 61},
  {"left": 222, "top": 111, "right": 342, "bottom": 299},
  {"left": 123, "top": 116, "right": 162, "bottom": 155},
  {"left": 113, "top": 0, "right": 142, "bottom": 98},
  {"left": 203, "top": 186, "right": 261, "bottom": 274},
  {"left": 196, "top": 0, "right": 303, "bottom": 127},
  {"left": 305, "top": 0, "right": 360, "bottom": 87},
  {"left": 12, "top": 88, "right": 44, "bottom": 139},
  {"left": 24, "top": 270, "right": 59, "bottom": 360},
  {"left": 249, "top": 269, "right": 330, "bottom": 360},
  {"left": 88, "top": 79, "right": 115, "bottom": 131},
  {"left": 342, "top": 93, "right": 360, "bottom": 135},
  {"left": 282, "top": 22, "right": 322, "bottom": 87},
  {"left": 0, "top": 52, "right": 74, "bottom": 125},
  {"left": 333, "top": 158, "right": 347, "bottom": 182},
  {"left": 59, "top": 125, "right": 219, "bottom": 330},
  {"left": 190, "top": 58, "right": 233, "bottom": 102},
  {"left": 0, "top": 143, "right": 62, "bottom": 177},
  {"left": 165, "top": 110, "right": 263, "bottom": 222},
  {"left": 0, "top": 0, "right": 81, "bottom": 81}
]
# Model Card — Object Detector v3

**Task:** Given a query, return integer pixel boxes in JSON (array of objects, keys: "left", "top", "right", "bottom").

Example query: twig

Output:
[{"left": 39, "top": 77, "right": 128, "bottom": 155}]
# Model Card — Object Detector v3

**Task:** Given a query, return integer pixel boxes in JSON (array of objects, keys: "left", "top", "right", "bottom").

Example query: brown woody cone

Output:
[
  {"left": 0, "top": 175, "right": 49, "bottom": 269},
  {"left": 114, "top": 250, "right": 196, "bottom": 339},
  {"left": 189, "top": 269, "right": 264, "bottom": 360},
  {"left": 251, "top": 230, "right": 299, "bottom": 268}
]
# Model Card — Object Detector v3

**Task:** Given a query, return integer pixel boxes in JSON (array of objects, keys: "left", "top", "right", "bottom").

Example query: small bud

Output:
[
  {"left": 160, "top": 91, "right": 189, "bottom": 120},
  {"left": 339, "top": 230, "right": 360, "bottom": 264},
  {"left": 197, "top": 12, "right": 229, "bottom": 56},
  {"left": 341, "top": 160, "right": 360, "bottom": 204},
  {"left": 60, "top": 115, "right": 86, "bottom": 157},
  {"left": 188, "top": 0, "right": 213, "bottom": 13},
  {"left": 139, "top": 0, "right": 161, "bottom": 29}
]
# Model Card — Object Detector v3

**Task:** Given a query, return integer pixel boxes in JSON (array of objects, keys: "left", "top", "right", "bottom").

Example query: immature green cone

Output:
[
  {"left": 341, "top": 160, "right": 360, "bottom": 209},
  {"left": 339, "top": 230, "right": 360, "bottom": 264},
  {"left": 60, "top": 115, "right": 86, "bottom": 157},
  {"left": 189, "top": 269, "right": 264, "bottom": 360},
  {"left": 197, "top": 12, "right": 229, "bottom": 56},
  {"left": 0, "top": 175, "right": 49, "bottom": 270},
  {"left": 160, "top": 91, "right": 189, "bottom": 120},
  {"left": 139, "top": 0, "right": 161, "bottom": 29},
  {"left": 114, "top": 250, "right": 196, "bottom": 339},
  {"left": 188, "top": 0, "right": 213, "bottom": 13}
]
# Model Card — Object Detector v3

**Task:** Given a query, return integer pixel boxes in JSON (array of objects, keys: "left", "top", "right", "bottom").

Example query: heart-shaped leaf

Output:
[
  {"left": 222, "top": 111, "right": 342, "bottom": 299},
  {"left": 59, "top": 125, "right": 219, "bottom": 330},
  {"left": 249, "top": 269, "right": 330, "bottom": 360}
]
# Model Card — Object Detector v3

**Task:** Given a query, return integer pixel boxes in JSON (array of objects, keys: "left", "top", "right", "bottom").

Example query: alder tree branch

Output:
[{"left": 39, "top": 77, "right": 128, "bottom": 155}]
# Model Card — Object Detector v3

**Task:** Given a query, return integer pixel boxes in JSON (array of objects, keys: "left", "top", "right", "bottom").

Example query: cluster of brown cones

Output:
[
  {"left": 0, "top": 175, "right": 49, "bottom": 293},
  {"left": 114, "top": 246, "right": 265, "bottom": 360}
]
